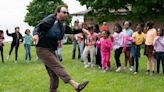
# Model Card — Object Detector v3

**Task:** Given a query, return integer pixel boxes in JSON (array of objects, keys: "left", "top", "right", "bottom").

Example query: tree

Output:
[
  {"left": 78, "top": 0, "right": 164, "bottom": 22},
  {"left": 25, "top": 0, "right": 65, "bottom": 26}
]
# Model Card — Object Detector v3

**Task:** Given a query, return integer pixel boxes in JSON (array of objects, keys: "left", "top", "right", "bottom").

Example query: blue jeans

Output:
[
  {"left": 131, "top": 44, "right": 140, "bottom": 72},
  {"left": 78, "top": 41, "right": 84, "bottom": 61},
  {"left": 24, "top": 44, "right": 31, "bottom": 60},
  {"left": 155, "top": 52, "right": 164, "bottom": 74},
  {"left": 55, "top": 47, "right": 62, "bottom": 62},
  {"left": 72, "top": 40, "right": 80, "bottom": 59}
]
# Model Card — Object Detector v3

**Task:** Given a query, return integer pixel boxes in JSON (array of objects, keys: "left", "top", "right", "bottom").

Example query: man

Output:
[{"left": 33, "top": 5, "right": 89, "bottom": 92}]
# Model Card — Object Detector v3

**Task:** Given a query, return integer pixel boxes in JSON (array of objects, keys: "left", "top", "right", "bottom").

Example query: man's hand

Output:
[{"left": 33, "top": 34, "right": 39, "bottom": 45}]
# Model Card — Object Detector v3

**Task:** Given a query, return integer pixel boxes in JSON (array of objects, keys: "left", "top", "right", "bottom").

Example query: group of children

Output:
[
  {"left": 72, "top": 20, "right": 164, "bottom": 75},
  {"left": 1, "top": 21, "right": 164, "bottom": 76}
]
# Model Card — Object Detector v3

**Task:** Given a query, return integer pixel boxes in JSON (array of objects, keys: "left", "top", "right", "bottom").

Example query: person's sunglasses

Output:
[{"left": 61, "top": 11, "right": 69, "bottom": 15}]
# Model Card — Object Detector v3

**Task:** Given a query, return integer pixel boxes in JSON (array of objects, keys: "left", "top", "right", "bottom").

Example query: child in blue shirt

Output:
[{"left": 24, "top": 29, "right": 32, "bottom": 61}]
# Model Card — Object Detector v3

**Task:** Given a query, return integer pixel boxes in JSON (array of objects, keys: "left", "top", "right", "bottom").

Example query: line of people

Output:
[
  {"left": 71, "top": 20, "right": 164, "bottom": 75},
  {"left": 0, "top": 27, "right": 34, "bottom": 63}
]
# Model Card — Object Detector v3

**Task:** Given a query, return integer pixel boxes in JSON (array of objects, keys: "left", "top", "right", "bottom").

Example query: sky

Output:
[{"left": 0, "top": 0, "right": 87, "bottom": 41}]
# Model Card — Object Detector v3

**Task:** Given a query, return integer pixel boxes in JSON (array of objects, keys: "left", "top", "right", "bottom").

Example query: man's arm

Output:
[{"left": 33, "top": 14, "right": 56, "bottom": 36}]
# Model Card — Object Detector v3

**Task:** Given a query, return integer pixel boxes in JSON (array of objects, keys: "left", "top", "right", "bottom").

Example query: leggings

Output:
[
  {"left": 9, "top": 44, "right": 19, "bottom": 61},
  {"left": 114, "top": 47, "right": 123, "bottom": 68}
]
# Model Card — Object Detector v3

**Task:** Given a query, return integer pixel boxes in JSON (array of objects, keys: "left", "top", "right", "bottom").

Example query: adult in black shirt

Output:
[
  {"left": 6, "top": 27, "right": 23, "bottom": 62},
  {"left": 33, "top": 5, "right": 88, "bottom": 92},
  {"left": 72, "top": 20, "right": 82, "bottom": 59}
]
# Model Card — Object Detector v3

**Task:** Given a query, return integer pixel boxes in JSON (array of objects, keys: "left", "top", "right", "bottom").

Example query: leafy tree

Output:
[
  {"left": 25, "top": 0, "right": 69, "bottom": 26},
  {"left": 78, "top": 0, "right": 164, "bottom": 22}
]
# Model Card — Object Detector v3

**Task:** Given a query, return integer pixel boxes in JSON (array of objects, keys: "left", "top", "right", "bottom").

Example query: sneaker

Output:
[
  {"left": 150, "top": 71, "right": 155, "bottom": 76},
  {"left": 88, "top": 63, "right": 91, "bottom": 66},
  {"left": 14, "top": 60, "right": 17, "bottom": 63},
  {"left": 130, "top": 66, "right": 134, "bottom": 72},
  {"left": 146, "top": 70, "right": 150, "bottom": 75},
  {"left": 91, "top": 64, "right": 95, "bottom": 67},
  {"left": 134, "top": 72, "right": 138, "bottom": 75},
  {"left": 84, "top": 65, "right": 89, "bottom": 68},
  {"left": 150, "top": 72, "right": 153, "bottom": 76},
  {"left": 7, "top": 55, "right": 10, "bottom": 60},
  {"left": 98, "top": 66, "right": 101, "bottom": 69},
  {"left": 123, "top": 67, "right": 127, "bottom": 70},
  {"left": 102, "top": 70, "right": 106, "bottom": 73},
  {"left": 60, "top": 58, "right": 63, "bottom": 62},
  {"left": 116, "top": 67, "right": 122, "bottom": 72}
]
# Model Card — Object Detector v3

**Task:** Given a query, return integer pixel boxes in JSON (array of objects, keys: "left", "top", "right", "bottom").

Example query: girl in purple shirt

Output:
[
  {"left": 153, "top": 28, "right": 164, "bottom": 75},
  {"left": 112, "top": 24, "right": 133, "bottom": 72}
]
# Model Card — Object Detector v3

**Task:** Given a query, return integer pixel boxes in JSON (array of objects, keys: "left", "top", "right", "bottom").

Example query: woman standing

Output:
[{"left": 6, "top": 26, "right": 23, "bottom": 63}]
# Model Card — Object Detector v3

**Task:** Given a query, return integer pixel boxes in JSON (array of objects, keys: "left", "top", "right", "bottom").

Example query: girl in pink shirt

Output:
[
  {"left": 96, "top": 31, "right": 113, "bottom": 72},
  {"left": 83, "top": 25, "right": 98, "bottom": 68}
]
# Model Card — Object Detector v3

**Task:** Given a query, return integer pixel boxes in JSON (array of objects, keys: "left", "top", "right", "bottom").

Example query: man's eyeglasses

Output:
[{"left": 61, "top": 11, "right": 69, "bottom": 15}]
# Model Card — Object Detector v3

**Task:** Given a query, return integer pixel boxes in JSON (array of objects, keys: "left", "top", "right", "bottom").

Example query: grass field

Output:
[{"left": 0, "top": 43, "right": 164, "bottom": 92}]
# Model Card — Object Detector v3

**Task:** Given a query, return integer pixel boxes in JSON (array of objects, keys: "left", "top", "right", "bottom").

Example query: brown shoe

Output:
[{"left": 76, "top": 81, "right": 89, "bottom": 92}]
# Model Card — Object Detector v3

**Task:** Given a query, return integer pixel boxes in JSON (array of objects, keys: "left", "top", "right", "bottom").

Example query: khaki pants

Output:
[
  {"left": 36, "top": 47, "right": 71, "bottom": 92},
  {"left": 83, "top": 46, "right": 96, "bottom": 66}
]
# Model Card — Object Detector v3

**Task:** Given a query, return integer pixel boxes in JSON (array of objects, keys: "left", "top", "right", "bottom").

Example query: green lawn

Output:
[{"left": 0, "top": 44, "right": 164, "bottom": 92}]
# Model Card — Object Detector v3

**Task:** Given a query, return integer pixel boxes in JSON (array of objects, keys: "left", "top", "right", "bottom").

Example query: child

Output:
[
  {"left": 24, "top": 29, "right": 32, "bottom": 61},
  {"left": 144, "top": 21, "right": 157, "bottom": 75},
  {"left": 96, "top": 31, "right": 113, "bottom": 72},
  {"left": 112, "top": 24, "right": 133, "bottom": 72},
  {"left": 122, "top": 21, "right": 134, "bottom": 71},
  {"left": 131, "top": 24, "right": 145, "bottom": 74},
  {"left": 153, "top": 28, "right": 164, "bottom": 75},
  {"left": 83, "top": 25, "right": 97, "bottom": 68},
  {"left": 0, "top": 30, "right": 4, "bottom": 63}
]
